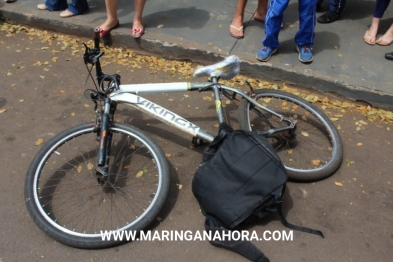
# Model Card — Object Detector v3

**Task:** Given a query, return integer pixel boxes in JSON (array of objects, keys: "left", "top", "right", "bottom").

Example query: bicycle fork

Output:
[{"left": 96, "top": 97, "right": 116, "bottom": 183}]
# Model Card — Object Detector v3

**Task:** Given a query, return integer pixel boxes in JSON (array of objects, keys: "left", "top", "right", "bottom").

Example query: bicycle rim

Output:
[
  {"left": 238, "top": 90, "right": 343, "bottom": 181},
  {"left": 26, "top": 123, "right": 169, "bottom": 243}
]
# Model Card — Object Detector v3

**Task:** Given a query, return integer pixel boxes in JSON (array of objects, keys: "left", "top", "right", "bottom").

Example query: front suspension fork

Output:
[{"left": 96, "top": 98, "right": 116, "bottom": 181}]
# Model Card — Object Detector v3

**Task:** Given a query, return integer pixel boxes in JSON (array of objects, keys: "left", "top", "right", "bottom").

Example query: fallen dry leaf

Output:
[
  {"left": 136, "top": 170, "right": 144, "bottom": 178},
  {"left": 2, "top": 21, "right": 392, "bottom": 125},
  {"left": 87, "top": 163, "right": 94, "bottom": 170},
  {"left": 35, "top": 138, "right": 44, "bottom": 146},
  {"left": 312, "top": 159, "right": 321, "bottom": 165},
  {"left": 0, "top": 108, "right": 7, "bottom": 113}
]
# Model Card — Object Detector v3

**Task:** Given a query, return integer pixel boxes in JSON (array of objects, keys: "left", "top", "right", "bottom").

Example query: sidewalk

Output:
[{"left": 1, "top": 0, "right": 392, "bottom": 109}]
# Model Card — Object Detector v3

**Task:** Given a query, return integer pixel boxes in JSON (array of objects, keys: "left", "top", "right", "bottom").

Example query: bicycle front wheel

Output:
[
  {"left": 238, "top": 89, "right": 343, "bottom": 181},
  {"left": 25, "top": 122, "right": 170, "bottom": 248}
]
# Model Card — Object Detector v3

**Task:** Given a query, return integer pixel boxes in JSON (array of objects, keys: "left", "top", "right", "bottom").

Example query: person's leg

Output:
[
  {"left": 295, "top": 0, "right": 316, "bottom": 47},
  {"left": 316, "top": 0, "right": 324, "bottom": 12},
  {"left": 364, "top": 0, "right": 391, "bottom": 44},
  {"left": 262, "top": 0, "right": 288, "bottom": 49},
  {"left": 364, "top": 17, "right": 380, "bottom": 45},
  {"left": 132, "top": 0, "right": 146, "bottom": 37},
  {"left": 254, "top": 0, "right": 284, "bottom": 28},
  {"left": 373, "top": 0, "right": 391, "bottom": 17},
  {"left": 65, "top": 0, "right": 89, "bottom": 15},
  {"left": 230, "top": 0, "right": 248, "bottom": 38},
  {"left": 97, "top": 0, "right": 119, "bottom": 31},
  {"left": 329, "top": 0, "right": 346, "bottom": 13},
  {"left": 317, "top": 0, "right": 344, "bottom": 23},
  {"left": 43, "top": 0, "right": 68, "bottom": 11},
  {"left": 257, "top": 0, "right": 288, "bottom": 61},
  {"left": 131, "top": 0, "right": 146, "bottom": 38},
  {"left": 254, "top": 0, "right": 268, "bottom": 21},
  {"left": 295, "top": 0, "right": 316, "bottom": 62}
]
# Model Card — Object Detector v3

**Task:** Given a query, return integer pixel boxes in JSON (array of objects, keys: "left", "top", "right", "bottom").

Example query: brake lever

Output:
[
  {"left": 83, "top": 42, "right": 90, "bottom": 65},
  {"left": 83, "top": 42, "right": 105, "bottom": 65}
]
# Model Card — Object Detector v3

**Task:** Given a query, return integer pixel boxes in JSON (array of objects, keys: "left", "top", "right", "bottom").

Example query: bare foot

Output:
[
  {"left": 253, "top": 13, "right": 266, "bottom": 22},
  {"left": 59, "top": 9, "right": 75, "bottom": 18},
  {"left": 363, "top": 30, "right": 376, "bottom": 45},
  {"left": 132, "top": 20, "right": 144, "bottom": 32},
  {"left": 376, "top": 32, "right": 393, "bottom": 46},
  {"left": 97, "top": 18, "right": 119, "bottom": 31},
  {"left": 229, "top": 17, "right": 244, "bottom": 38},
  {"left": 365, "top": 24, "right": 378, "bottom": 43},
  {"left": 131, "top": 20, "right": 145, "bottom": 38}
]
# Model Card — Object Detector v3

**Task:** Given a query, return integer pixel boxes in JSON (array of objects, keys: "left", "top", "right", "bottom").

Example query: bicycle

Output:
[{"left": 24, "top": 30, "right": 343, "bottom": 249}]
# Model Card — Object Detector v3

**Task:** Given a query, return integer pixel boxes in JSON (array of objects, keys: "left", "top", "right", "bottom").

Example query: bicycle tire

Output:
[
  {"left": 25, "top": 122, "right": 170, "bottom": 248},
  {"left": 238, "top": 89, "right": 343, "bottom": 181}
]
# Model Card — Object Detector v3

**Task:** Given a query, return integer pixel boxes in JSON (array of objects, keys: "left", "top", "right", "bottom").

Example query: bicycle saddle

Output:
[{"left": 193, "top": 55, "right": 240, "bottom": 80}]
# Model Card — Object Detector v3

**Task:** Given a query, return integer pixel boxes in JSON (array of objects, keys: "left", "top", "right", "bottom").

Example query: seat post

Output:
[{"left": 211, "top": 77, "right": 225, "bottom": 124}]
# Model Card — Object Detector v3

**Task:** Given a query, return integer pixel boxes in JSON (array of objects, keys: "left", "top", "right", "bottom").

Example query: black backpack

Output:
[{"left": 192, "top": 122, "right": 324, "bottom": 262}]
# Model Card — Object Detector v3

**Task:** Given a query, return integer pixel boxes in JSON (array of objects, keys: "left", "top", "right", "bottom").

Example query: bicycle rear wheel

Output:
[
  {"left": 25, "top": 122, "right": 170, "bottom": 248},
  {"left": 238, "top": 89, "right": 343, "bottom": 181}
]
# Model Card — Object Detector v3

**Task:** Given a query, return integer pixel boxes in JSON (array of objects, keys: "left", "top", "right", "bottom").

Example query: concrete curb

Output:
[{"left": 1, "top": 6, "right": 393, "bottom": 110}]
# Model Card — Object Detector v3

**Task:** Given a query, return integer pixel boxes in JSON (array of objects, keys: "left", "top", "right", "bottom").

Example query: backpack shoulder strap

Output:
[
  {"left": 273, "top": 188, "right": 324, "bottom": 238},
  {"left": 205, "top": 217, "right": 270, "bottom": 262},
  {"left": 202, "top": 122, "right": 233, "bottom": 162}
]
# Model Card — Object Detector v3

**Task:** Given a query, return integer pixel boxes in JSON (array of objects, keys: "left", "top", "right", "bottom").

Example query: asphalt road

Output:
[{"left": 0, "top": 22, "right": 392, "bottom": 262}]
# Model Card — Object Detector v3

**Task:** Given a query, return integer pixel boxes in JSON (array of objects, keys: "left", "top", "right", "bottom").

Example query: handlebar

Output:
[
  {"left": 94, "top": 28, "right": 101, "bottom": 50},
  {"left": 83, "top": 29, "right": 104, "bottom": 78},
  {"left": 83, "top": 30, "right": 121, "bottom": 95}
]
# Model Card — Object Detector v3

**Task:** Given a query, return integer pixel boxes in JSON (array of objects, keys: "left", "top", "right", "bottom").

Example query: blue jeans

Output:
[
  {"left": 263, "top": 0, "right": 316, "bottom": 49},
  {"left": 45, "top": 0, "right": 89, "bottom": 14}
]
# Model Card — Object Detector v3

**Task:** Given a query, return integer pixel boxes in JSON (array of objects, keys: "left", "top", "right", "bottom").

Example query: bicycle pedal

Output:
[{"left": 192, "top": 137, "right": 207, "bottom": 147}]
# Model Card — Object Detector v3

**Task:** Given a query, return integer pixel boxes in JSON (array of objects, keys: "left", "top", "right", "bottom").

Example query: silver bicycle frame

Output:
[
  {"left": 110, "top": 82, "right": 215, "bottom": 142},
  {"left": 110, "top": 82, "right": 288, "bottom": 143}
]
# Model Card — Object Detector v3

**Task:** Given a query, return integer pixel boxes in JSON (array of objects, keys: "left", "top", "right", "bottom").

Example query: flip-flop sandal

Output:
[
  {"left": 96, "top": 20, "right": 120, "bottom": 37},
  {"left": 376, "top": 35, "right": 393, "bottom": 46},
  {"left": 229, "top": 24, "right": 244, "bottom": 39},
  {"left": 131, "top": 27, "right": 145, "bottom": 38},
  {"left": 60, "top": 10, "right": 75, "bottom": 18},
  {"left": 363, "top": 30, "right": 376, "bottom": 45}
]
